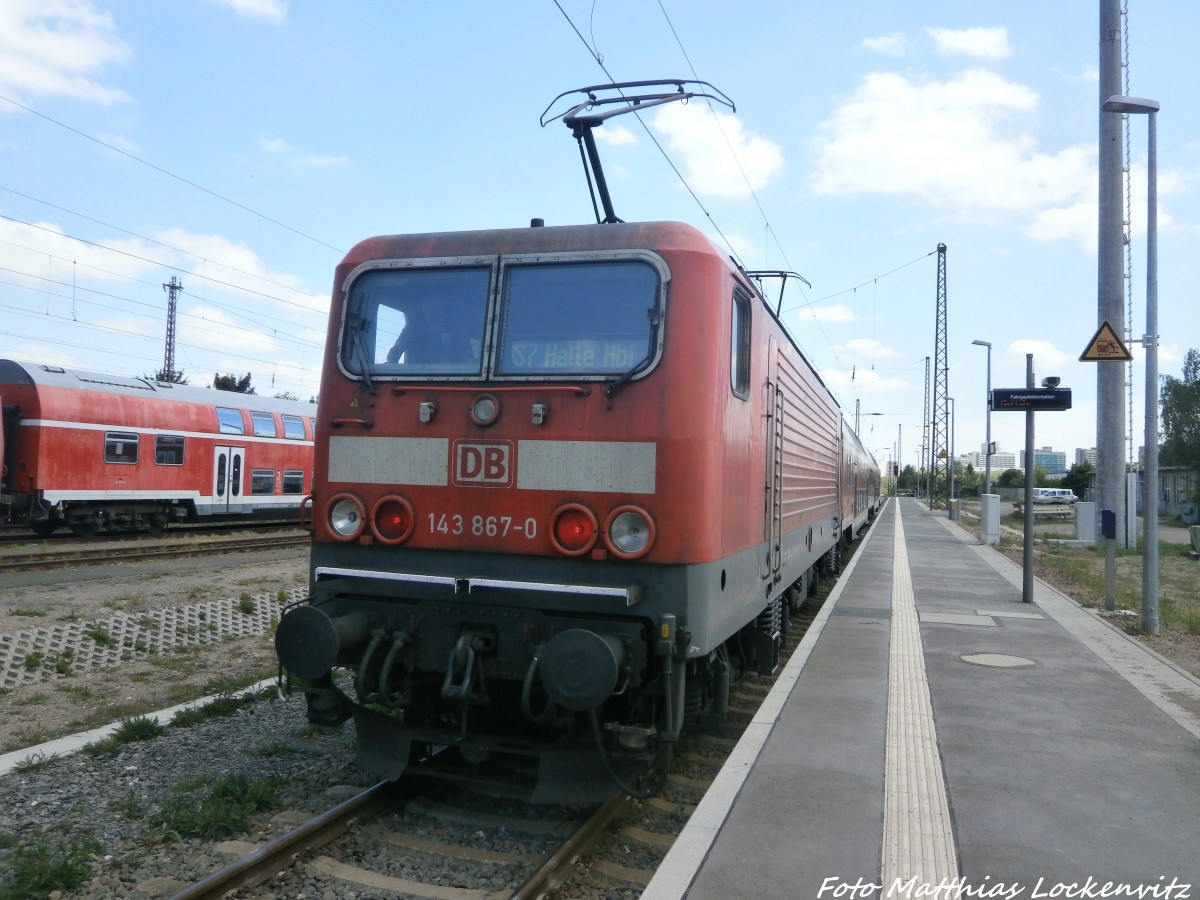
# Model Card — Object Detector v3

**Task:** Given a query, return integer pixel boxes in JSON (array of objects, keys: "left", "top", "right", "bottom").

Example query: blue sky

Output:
[{"left": 1, "top": 1, "right": 1196, "bottom": 471}]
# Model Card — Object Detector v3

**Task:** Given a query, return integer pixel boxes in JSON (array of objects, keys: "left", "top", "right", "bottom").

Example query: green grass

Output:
[
  {"left": 148, "top": 774, "right": 278, "bottom": 841},
  {"left": 0, "top": 829, "right": 103, "bottom": 899},
  {"left": 80, "top": 715, "right": 165, "bottom": 757}
]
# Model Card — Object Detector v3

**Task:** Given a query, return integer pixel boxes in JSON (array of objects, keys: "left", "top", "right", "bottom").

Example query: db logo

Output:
[{"left": 453, "top": 441, "right": 513, "bottom": 487}]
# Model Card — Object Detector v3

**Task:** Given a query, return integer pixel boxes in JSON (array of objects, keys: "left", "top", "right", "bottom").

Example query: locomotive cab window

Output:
[
  {"left": 250, "top": 411, "right": 277, "bottom": 438},
  {"left": 731, "top": 290, "right": 751, "bottom": 399},
  {"left": 342, "top": 265, "right": 491, "bottom": 377},
  {"left": 154, "top": 434, "right": 185, "bottom": 466},
  {"left": 216, "top": 407, "right": 245, "bottom": 435},
  {"left": 496, "top": 259, "right": 662, "bottom": 377},
  {"left": 104, "top": 432, "right": 139, "bottom": 464}
]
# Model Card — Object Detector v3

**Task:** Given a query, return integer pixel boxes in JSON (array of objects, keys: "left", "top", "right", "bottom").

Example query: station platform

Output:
[{"left": 645, "top": 497, "right": 1200, "bottom": 900}]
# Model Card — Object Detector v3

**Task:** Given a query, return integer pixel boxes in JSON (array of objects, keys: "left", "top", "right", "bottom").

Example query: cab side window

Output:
[{"left": 731, "top": 290, "right": 751, "bottom": 399}]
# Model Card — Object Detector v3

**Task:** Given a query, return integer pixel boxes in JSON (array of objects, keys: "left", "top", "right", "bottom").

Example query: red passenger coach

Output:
[
  {"left": 276, "top": 219, "right": 879, "bottom": 800},
  {"left": 0, "top": 360, "right": 315, "bottom": 536}
]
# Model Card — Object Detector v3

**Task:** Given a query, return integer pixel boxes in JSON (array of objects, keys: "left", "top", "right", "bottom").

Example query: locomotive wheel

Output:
[
  {"left": 30, "top": 518, "right": 58, "bottom": 538},
  {"left": 69, "top": 518, "right": 100, "bottom": 538},
  {"left": 145, "top": 514, "right": 168, "bottom": 536}
]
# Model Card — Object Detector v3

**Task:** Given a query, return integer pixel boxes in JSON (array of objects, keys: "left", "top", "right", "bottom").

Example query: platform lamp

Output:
[
  {"left": 971, "top": 340, "right": 993, "bottom": 495},
  {"left": 1102, "top": 94, "right": 1159, "bottom": 635}
]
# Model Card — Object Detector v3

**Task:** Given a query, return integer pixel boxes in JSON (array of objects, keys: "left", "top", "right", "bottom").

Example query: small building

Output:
[{"left": 1136, "top": 465, "right": 1198, "bottom": 524}]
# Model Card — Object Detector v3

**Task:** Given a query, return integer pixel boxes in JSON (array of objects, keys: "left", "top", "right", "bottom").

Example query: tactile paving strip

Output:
[{"left": 0, "top": 587, "right": 308, "bottom": 689}]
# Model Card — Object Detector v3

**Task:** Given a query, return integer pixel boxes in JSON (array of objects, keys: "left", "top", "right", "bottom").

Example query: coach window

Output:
[
  {"left": 250, "top": 411, "right": 277, "bottom": 438},
  {"left": 155, "top": 435, "right": 185, "bottom": 466},
  {"left": 731, "top": 290, "right": 750, "bottom": 398},
  {"left": 281, "top": 414, "right": 306, "bottom": 440},
  {"left": 282, "top": 469, "right": 305, "bottom": 494},
  {"left": 105, "top": 432, "right": 140, "bottom": 464},
  {"left": 251, "top": 468, "right": 275, "bottom": 494},
  {"left": 216, "top": 407, "right": 245, "bottom": 435}
]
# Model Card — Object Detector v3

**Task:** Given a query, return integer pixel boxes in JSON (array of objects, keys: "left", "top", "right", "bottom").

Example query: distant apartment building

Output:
[
  {"left": 1021, "top": 446, "right": 1067, "bottom": 475},
  {"left": 1075, "top": 447, "right": 1097, "bottom": 467},
  {"left": 959, "top": 449, "right": 1017, "bottom": 471}
]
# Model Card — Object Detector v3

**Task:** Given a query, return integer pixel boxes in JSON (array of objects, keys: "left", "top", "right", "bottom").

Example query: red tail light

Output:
[
  {"left": 371, "top": 495, "right": 415, "bottom": 545},
  {"left": 551, "top": 504, "right": 598, "bottom": 556}
]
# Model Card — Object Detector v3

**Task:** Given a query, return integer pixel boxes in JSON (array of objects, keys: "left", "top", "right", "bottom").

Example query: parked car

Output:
[{"left": 1032, "top": 488, "right": 1077, "bottom": 504}]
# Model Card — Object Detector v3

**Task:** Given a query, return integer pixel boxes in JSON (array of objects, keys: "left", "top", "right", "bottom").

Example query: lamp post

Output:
[
  {"left": 971, "top": 339, "right": 993, "bottom": 495},
  {"left": 1102, "top": 94, "right": 1159, "bottom": 635}
]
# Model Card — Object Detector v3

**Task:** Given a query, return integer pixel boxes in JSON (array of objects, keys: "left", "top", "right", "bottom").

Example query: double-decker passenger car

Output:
[
  {"left": 275, "top": 220, "right": 879, "bottom": 800},
  {"left": 0, "top": 359, "right": 315, "bottom": 536}
]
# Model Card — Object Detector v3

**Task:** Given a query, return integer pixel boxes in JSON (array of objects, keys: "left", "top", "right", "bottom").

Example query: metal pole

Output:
[
  {"left": 972, "top": 339, "right": 993, "bottom": 494},
  {"left": 1101, "top": 95, "right": 1161, "bottom": 632},
  {"left": 949, "top": 398, "right": 956, "bottom": 508},
  {"left": 1097, "top": 0, "right": 1127, "bottom": 548},
  {"left": 1143, "top": 107, "right": 1159, "bottom": 633},
  {"left": 1023, "top": 354, "right": 1035, "bottom": 603}
]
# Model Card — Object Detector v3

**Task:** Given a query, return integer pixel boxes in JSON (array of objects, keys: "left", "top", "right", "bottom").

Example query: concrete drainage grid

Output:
[{"left": 0, "top": 587, "right": 307, "bottom": 690}]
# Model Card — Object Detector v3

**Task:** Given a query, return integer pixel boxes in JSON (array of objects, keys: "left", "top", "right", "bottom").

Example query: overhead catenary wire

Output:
[{"left": 0, "top": 93, "right": 345, "bottom": 257}]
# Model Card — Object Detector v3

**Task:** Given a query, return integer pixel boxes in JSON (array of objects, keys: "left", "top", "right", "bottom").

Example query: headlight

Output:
[
  {"left": 550, "top": 503, "right": 598, "bottom": 556},
  {"left": 605, "top": 506, "right": 655, "bottom": 559},
  {"left": 328, "top": 493, "right": 366, "bottom": 541}
]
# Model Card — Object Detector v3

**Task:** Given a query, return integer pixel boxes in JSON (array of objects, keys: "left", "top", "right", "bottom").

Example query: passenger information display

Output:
[{"left": 990, "top": 388, "right": 1073, "bottom": 411}]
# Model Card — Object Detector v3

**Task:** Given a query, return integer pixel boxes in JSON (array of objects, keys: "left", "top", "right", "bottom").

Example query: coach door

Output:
[
  {"left": 212, "top": 446, "right": 245, "bottom": 513},
  {"left": 762, "top": 337, "right": 783, "bottom": 585}
]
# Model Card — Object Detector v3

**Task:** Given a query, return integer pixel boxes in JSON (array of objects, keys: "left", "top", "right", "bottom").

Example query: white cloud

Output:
[
  {"left": 209, "top": 0, "right": 288, "bottom": 23},
  {"left": 788, "top": 302, "right": 856, "bottom": 325},
  {"left": 1007, "top": 338, "right": 1072, "bottom": 368},
  {"left": 863, "top": 33, "right": 910, "bottom": 56},
  {"left": 836, "top": 337, "right": 902, "bottom": 358},
  {"left": 0, "top": 0, "right": 131, "bottom": 105},
  {"left": 810, "top": 69, "right": 1097, "bottom": 244},
  {"left": 595, "top": 123, "right": 637, "bottom": 146},
  {"left": 927, "top": 26, "right": 1012, "bottom": 60},
  {"left": 0, "top": 217, "right": 155, "bottom": 283},
  {"left": 258, "top": 134, "right": 348, "bottom": 169},
  {"left": 154, "top": 228, "right": 326, "bottom": 311},
  {"left": 820, "top": 366, "right": 909, "bottom": 393},
  {"left": 652, "top": 103, "right": 783, "bottom": 200}
]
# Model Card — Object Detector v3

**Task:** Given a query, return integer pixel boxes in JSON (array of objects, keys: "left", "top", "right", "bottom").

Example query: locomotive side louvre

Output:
[
  {"left": 284, "top": 220, "right": 876, "bottom": 797},
  {"left": 0, "top": 359, "right": 315, "bottom": 535}
]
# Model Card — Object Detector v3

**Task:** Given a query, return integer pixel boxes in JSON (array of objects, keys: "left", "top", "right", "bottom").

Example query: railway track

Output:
[
  {"left": 172, "top": 779, "right": 630, "bottom": 900},
  {"left": 0, "top": 531, "right": 309, "bottom": 572},
  {"left": 164, "top": 538, "right": 845, "bottom": 900}
]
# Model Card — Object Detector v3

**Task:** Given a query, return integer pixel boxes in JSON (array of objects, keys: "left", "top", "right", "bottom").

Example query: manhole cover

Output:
[{"left": 959, "top": 653, "right": 1036, "bottom": 669}]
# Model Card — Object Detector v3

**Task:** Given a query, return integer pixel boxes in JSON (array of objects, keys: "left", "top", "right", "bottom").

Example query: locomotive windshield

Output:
[
  {"left": 341, "top": 256, "right": 663, "bottom": 381},
  {"left": 495, "top": 260, "right": 658, "bottom": 376},
  {"left": 343, "top": 266, "right": 491, "bottom": 377}
]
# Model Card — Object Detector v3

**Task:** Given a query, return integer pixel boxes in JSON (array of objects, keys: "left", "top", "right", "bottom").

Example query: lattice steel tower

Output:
[
  {"left": 929, "top": 244, "right": 949, "bottom": 505},
  {"left": 161, "top": 276, "right": 183, "bottom": 382}
]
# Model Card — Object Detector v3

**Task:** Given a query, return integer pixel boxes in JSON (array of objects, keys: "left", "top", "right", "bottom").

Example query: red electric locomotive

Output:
[
  {"left": 275, "top": 218, "right": 880, "bottom": 800},
  {"left": 0, "top": 359, "right": 316, "bottom": 536}
]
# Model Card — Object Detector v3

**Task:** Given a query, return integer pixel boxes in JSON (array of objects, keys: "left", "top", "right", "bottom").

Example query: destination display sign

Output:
[{"left": 990, "top": 388, "right": 1073, "bottom": 412}]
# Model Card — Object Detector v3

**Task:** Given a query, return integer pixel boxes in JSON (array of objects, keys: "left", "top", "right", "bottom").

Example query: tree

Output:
[
  {"left": 214, "top": 372, "right": 255, "bottom": 394},
  {"left": 1061, "top": 462, "right": 1094, "bottom": 498},
  {"left": 997, "top": 468, "right": 1024, "bottom": 488},
  {"left": 153, "top": 367, "right": 187, "bottom": 384},
  {"left": 1161, "top": 348, "right": 1200, "bottom": 469},
  {"left": 273, "top": 390, "right": 300, "bottom": 401}
]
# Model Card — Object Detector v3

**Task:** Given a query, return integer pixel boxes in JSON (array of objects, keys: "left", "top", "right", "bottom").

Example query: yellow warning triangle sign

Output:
[{"left": 1079, "top": 320, "right": 1133, "bottom": 362}]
